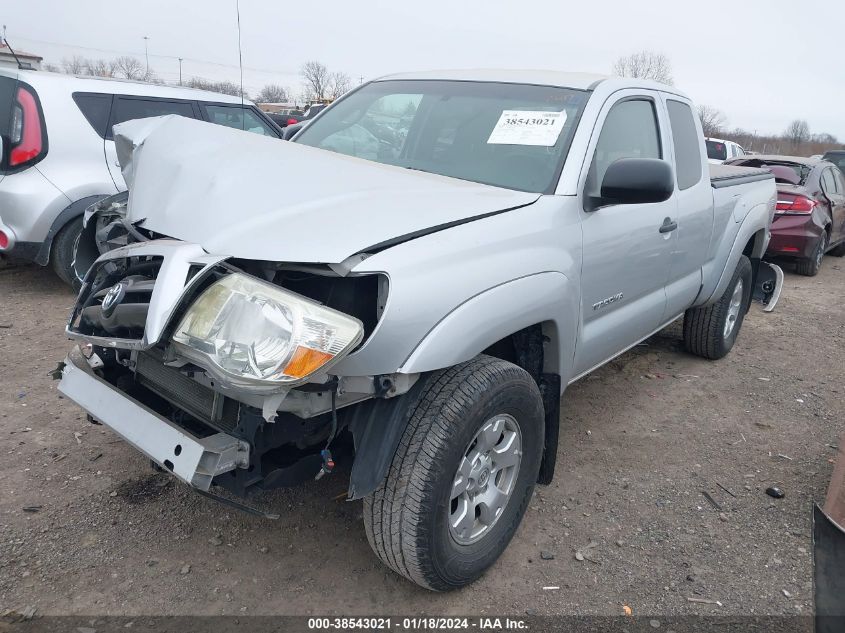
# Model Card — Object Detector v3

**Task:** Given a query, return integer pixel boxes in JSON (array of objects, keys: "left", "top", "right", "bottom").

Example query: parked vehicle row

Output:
[
  {"left": 56, "top": 70, "right": 777, "bottom": 591},
  {"left": 725, "top": 155, "right": 845, "bottom": 275},
  {"left": 266, "top": 103, "right": 328, "bottom": 128},
  {"left": 0, "top": 68, "right": 283, "bottom": 285}
]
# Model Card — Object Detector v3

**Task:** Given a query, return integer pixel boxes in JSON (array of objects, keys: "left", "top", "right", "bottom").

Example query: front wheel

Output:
[
  {"left": 683, "top": 255, "right": 752, "bottom": 360},
  {"left": 363, "top": 355, "right": 544, "bottom": 591}
]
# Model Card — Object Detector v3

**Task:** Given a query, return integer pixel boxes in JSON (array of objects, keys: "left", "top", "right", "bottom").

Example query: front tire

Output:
[
  {"left": 683, "top": 255, "right": 752, "bottom": 360},
  {"left": 363, "top": 355, "right": 544, "bottom": 591}
]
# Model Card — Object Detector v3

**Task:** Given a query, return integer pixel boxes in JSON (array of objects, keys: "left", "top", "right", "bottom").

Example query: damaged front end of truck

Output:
[
  {"left": 56, "top": 112, "right": 547, "bottom": 511},
  {"left": 61, "top": 236, "right": 419, "bottom": 502}
]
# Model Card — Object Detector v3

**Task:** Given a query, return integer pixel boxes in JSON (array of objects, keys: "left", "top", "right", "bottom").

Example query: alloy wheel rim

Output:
[
  {"left": 449, "top": 414, "right": 522, "bottom": 545},
  {"left": 723, "top": 278, "right": 744, "bottom": 339}
]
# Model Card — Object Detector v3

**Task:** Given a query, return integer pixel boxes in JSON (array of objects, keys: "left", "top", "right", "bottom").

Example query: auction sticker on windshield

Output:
[{"left": 487, "top": 110, "right": 567, "bottom": 146}]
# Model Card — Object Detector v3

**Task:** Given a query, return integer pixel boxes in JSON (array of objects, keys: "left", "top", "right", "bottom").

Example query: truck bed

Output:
[{"left": 709, "top": 164, "right": 773, "bottom": 189}]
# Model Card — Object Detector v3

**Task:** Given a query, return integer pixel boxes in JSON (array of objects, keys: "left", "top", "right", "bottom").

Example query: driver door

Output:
[{"left": 572, "top": 92, "right": 675, "bottom": 376}]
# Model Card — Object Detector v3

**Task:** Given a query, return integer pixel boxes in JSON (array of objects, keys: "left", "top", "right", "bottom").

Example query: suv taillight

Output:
[
  {"left": 775, "top": 194, "right": 816, "bottom": 215},
  {"left": 9, "top": 86, "right": 44, "bottom": 168}
]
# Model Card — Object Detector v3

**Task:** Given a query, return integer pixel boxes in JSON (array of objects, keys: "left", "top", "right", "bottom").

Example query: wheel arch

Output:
[{"left": 35, "top": 194, "right": 110, "bottom": 265}]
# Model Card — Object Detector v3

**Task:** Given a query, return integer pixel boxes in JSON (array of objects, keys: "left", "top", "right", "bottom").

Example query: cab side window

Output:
[{"left": 585, "top": 99, "right": 661, "bottom": 201}]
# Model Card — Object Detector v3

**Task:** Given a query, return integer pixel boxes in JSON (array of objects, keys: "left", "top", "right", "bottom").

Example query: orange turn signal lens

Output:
[{"left": 283, "top": 346, "right": 334, "bottom": 379}]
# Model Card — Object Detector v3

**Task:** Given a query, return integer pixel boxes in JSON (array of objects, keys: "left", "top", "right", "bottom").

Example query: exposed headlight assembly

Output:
[{"left": 172, "top": 273, "right": 363, "bottom": 390}]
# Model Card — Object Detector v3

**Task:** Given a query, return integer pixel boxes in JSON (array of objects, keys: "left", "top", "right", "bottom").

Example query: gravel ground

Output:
[{"left": 0, "top": 258, "right": 843, "bottom": 617}]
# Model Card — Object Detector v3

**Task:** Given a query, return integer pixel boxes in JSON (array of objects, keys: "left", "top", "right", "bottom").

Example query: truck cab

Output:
[{"left": 57, "top": 70, "right": 776, "bottom": 592}]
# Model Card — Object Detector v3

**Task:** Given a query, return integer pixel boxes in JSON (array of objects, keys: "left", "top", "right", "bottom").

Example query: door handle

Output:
[{"left": 659, "top": 217, "right": 678, "bottom": 233}]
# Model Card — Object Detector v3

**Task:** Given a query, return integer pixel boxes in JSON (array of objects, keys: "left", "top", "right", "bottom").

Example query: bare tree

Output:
[
  {"left": 84, "top": 58, "right": 116, "bottom": 78},
  {"left": 256, "top": 84, "right": 289, "bottom": 103},
  {"left": 112, "top": 56, "right": 145, "bottom": 80},
  {"left": 697, "top": 104, "right": 727, "bottom": 137},
  {"left": 811, "top": 132, "right": 838, "bottom": 145},
  {"left": 301, "top": 61, "right": 330, "bottom": 100},
  {"left": 784, "top": 119, "right": 810, "bottom": 149},
  {"left": 186, "top": 77, "right": 248, "bottom": 99},
  {"left": 62, "top": 55, "right": 86, "bottom": 74},
  {"left": 327, "top": 72, "right": 352, "bottom": 99},
  {"left": 612, "top": 50, "right": 674, "bottom": 85},
  {"left": 42, "top": 62, "right": 61, "bottom": 72}
]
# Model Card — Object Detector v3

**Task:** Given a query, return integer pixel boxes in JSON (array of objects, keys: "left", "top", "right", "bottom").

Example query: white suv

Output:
[
  {"left": 0, "top": 69, "right": 281, "bottom": 284},
  {"left": 705, "top": 136, "right": 746, "bottom": 165}
]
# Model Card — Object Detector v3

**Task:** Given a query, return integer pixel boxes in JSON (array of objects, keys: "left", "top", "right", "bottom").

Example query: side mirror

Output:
[
  {"left": 595, "top": 158, "right": 674, "bottom": 208},
  {"left": 283, "top": 122, "right": 304, "bottom": 141}
]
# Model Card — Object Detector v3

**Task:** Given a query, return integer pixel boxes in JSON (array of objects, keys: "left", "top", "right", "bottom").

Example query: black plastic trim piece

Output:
[{"left": 537, "top": 373, "right": 561, "bottom": 485}]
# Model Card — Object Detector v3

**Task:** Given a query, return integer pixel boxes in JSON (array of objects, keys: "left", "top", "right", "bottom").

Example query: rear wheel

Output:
[
  {"left": 363, "top": 355, "right": 544, "bottom": 591},
  {"left": 683, "top": 255, "right": 752, "bottom": 360},
  {"left": 795, "top": 232, "right": 827, "bottom": 277},
  {"left": 50, "top": 217, "right": 84, "bottom": 288}
]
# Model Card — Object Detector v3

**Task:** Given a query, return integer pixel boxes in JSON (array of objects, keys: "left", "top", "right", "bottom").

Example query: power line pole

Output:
[
  {"left": 178, "top": 57, "right": 183, "bottom": 85},
  {"left": 142, "top": 36, "right": 150, "bottom": 74},
  {"left": 359, "top": 75, "right": 363, "bottom": 85}
]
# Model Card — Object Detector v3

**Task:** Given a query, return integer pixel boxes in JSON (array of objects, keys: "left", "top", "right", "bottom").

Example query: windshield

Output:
[
  {"left": 294, "top": 79, "right": 588, "bottom": 193},
  {"left": 706, "top": 140, "right": 727, "bottom": 161},
  {"left": 730, "top": 159, "right": 811, "bottom": 185}
]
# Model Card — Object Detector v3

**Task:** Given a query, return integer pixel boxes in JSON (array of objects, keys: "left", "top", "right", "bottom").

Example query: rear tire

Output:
[
  {"left": 683, "top": 255, "right": 752, "bottom": 360},
  {"left": 795, "top": 232, "right": 827, "bottom": 276},
  {"left": 363, "top": 355, "right": 544, "bottom": 591},
  {"left": 50, "top": 217, "right": 83, "bottom": 288}
]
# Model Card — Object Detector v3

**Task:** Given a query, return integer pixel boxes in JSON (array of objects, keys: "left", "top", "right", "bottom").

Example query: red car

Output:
[{"left": 725, "top": 155, "right": 845, "bottom": 276}]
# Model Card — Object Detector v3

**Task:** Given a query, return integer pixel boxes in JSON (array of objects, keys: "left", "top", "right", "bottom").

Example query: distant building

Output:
[
  {"left": 0, "top": 43, "right": 43, "bottom": 71},
  {"left": 258, "top": 102, "right": 299, "bottom": 113}
]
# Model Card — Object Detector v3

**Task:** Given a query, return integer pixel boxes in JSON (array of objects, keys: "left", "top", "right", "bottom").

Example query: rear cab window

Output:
[
  {"left": 666, "top": 99, "right": 702, "bottom": 190},
  {"left": 706, "top": 140, "right": 727, "bottom": 161}
]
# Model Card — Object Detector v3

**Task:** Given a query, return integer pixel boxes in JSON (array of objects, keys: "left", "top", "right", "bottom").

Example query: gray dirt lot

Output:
[{"left": 0, "top": 258, "right": 843, "bottom": 617}]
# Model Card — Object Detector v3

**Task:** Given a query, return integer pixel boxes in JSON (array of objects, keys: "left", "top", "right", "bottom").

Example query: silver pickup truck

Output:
[{"left": 58, "top": 70, "right": 777, "bottom": 591}]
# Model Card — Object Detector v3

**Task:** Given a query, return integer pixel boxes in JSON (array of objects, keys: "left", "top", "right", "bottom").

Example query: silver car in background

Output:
[{"left": 0, "top": 68, "right": 281, "bottom": 284}]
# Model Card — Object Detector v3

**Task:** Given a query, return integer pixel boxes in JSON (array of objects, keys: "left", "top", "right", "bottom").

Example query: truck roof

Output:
[
  {"left": 376, "top": 69, "right": 683, "bottom": 95},
  {"left": 0, "top": 67, "right": 252, "bottom": 105}
]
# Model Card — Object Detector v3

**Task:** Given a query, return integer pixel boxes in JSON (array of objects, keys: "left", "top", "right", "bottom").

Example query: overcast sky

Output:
[{"left": 4, "top": 0, "right": 844, "bottom": 140}]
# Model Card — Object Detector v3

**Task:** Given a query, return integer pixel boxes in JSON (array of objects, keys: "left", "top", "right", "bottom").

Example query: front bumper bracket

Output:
[{"left": 58, "top": 348, "right": 249, "bottom": 491}]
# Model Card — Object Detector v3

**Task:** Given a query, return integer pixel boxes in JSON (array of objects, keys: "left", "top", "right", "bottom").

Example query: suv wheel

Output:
[
  {"left": 50, "top": 217, "right": 84, "bottom": 288},
  {"left": 363, "top": 355, "right": 544, "bottom": 591},
  {"left": 795, "top": 232, "right": 827, "bottom": 276},
  {"left": 683, "top": 255, "right": 752, "bottom": 360}
]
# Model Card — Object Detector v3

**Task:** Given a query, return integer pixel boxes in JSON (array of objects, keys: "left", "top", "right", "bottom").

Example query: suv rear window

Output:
[
  {"left": 0, "top": 76, "right": 16, "bottom": 141},
  {"left": 199, "top": 104, "right": 280, "bottom": 137},
  {"left": 108, "top": 97, "right": 197, "bottom": 138},
  {"left": 706, "top": 140, "right": 727, "bottom": 161},
  {"left": 73, "top": 93, "right": 112, "bottom": 138}
]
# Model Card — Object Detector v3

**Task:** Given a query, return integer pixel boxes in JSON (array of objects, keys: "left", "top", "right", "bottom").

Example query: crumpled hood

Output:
[{"left": 113, "top": 116, "right": 540, "bottom": 263}]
